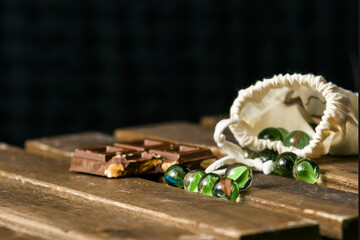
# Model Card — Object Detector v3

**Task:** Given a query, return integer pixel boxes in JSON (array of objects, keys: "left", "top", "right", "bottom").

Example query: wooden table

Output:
[{"left": 0, "top": 122, "right": 357, "bottom": 239}]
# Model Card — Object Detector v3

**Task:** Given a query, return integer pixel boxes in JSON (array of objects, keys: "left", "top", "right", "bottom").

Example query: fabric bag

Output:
[{"left": 206, "top": 74, "right": 358, "bottom": 175}]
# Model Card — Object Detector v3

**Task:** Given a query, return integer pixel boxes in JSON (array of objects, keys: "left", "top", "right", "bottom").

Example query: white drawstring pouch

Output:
[{"left": 206, "top": 73, "right": 358, "bottom": 175}]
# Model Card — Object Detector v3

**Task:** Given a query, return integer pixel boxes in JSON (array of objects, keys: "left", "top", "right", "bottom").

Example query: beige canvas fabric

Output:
[{"left": 206, "top": 74, "right": 358, "bottom": 175}]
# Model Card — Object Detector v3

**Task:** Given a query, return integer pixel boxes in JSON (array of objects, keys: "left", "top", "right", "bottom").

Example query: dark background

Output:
[{"left": 0, "top": 0, "right": 358, "bottom": 146}]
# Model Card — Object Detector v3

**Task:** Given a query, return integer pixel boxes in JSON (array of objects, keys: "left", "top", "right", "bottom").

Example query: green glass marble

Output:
[
  {"left": 274, "top": 152, "right": 298, "bottom": 177},
  {"left": 164, "top": 164, "right": 189, "bottom": 188},
  {"left": 256, "top": 149, "right": 278, "bottom": 162},
  {"left": 183, "top": 170, "right": 206, "bottom": 192},
  {"left": 293, "top": 158, "right": 320, "bottom": 184},
  {"left": 197, "top": 173, "right": 220, "bottom": 196},
  {"left": 225, "top": 163, "right": 253, "bottom": 191},
  {"left": 283, "top": 130, "right": 311, "bottom": 149},
  {"left": 243, "top": 148, "right": 257, "bottom": 159},
  {"left": 258, "top": 127, "right": 283, "bottom": 141},
  {"left": 212, "top": 177, "right": 240, "bottom": 202},
  {"left": 277, "top": 128, "right": 289, "bottom": 140}
]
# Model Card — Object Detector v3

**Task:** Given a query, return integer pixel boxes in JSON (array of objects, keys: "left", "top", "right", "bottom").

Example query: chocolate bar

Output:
[{"left": 69, "top": 138, "right": 216, "bottom": 178}]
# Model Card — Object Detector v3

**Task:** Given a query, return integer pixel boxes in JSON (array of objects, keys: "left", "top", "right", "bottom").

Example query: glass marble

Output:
[
  {"left": 225, "top": 163, "right": 253, "bottom": 191},
  {"left": 164, "top": 164, "right": 189, "bottom": 188},
  {"left": 183, "top": 169, "right": 206, "bottom": 192},
  {"left": 274, "top": 152, "right": 298, "bottom": 177},
  {"left": 243, "top": 148, "right": 257, "bottom": 159},
  {"left": 283, "top": 130, "right": 311, "bottom": 149},
  {"left": 293, "top": 158, "right": 320, "bottom": 184},
  {"left": 256, "top": 149, "right": 278, "bottom": 162},
  {"left": 212, "top": 177, "right": 240, "bottom": 202},
  {"left": 258, "top": 127, "right": 283, "bottom": 141},
  {"left": 197, "top": 173, "right": 220, "bottom": 196},
  {"left": 277, "top": 128, "right": 289, "bottom": 140}
]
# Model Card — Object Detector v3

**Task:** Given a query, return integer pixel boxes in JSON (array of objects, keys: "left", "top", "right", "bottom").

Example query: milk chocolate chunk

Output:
[
  {"left": 69, "top": 138, "right": 216, "bottom": 178},
  {"left": 150, "top": 144, "right": 216, "bottom": 171}
]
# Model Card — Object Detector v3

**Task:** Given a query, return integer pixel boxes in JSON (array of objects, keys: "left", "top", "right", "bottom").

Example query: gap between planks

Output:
[
  {"left": 24, "top": 127, "right": 358, "bottom": 239},
  {"left": 112, "top": 122, "right": 358, "bottom": 240},
  {"left": 0, "top": 177, "right": 206, "bottom": 240},
  {"left": 2, "top": 143, "right": 319, "bottom": 240}
]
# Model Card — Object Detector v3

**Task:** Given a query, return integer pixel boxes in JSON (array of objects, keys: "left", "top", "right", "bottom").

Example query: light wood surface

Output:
[
  {"left": 4, "top": 142, "right": 319, "bottom": 240},
  {"left": 0, "top": 226, "right": 43, "bottom": 240},
  {"left": 25, "top": 131, "right": 117, "bottom": 161},
  {"left": 0, "top": 176, "right": 202, "bottom": 240},
  {"left": 113, "top": 121, "right": 234, "bottom": 158},
  {"left": 200, "top": 114, "right": 229, "bottom": 130},
  {"left": 113, "top": 122, "right": 358, "bottom": 239},
  {"left": 24, "top": 127, "right": 358, "bottom": 239},
  {"left": 247, "top": 173, "right": 358, "bottom": 240},
  {"left": 315, "top": 156, "right": 358, "bottom": 193}
]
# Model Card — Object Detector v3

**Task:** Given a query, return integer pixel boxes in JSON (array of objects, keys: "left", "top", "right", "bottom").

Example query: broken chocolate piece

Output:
[
  {"left": 150, "top": 144, "right": 216, "bottom": 171},
  {"left": 69, "top": 138, "right": 216, "bottom": 178}
]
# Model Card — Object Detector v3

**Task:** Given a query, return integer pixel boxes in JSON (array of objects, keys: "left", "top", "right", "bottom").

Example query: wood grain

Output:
[
  {"left": 113, "top": 122, "right": 358, "bottom": 239},
  {"left": 0, "top": 226, "right": 42, "bottom": 240},
  {"left": 247, "top": 173, "right": 358, "bottom": 240},
  {"left": 25, "top": 131, "right": 117, "bottom": 161},
  {"left": 316, "top": 156, "right": 358, "bottom": 193},
  {"left": 3, "top": 143, "right": 318, "bottom": 240},
  {"left": 0, "top": 177, "right": 200, "bottom": 240},
  {"left": 113, "top": 121, "right": 235, "bottom": 157}
]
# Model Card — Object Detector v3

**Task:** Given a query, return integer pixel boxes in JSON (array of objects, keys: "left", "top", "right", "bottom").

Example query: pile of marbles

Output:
[
  {"left": 258, "top": 127, "right": 311, "bottom": 149},
  {"left": 164, "top": 127, "right": 320, "bottom": 201},
  {"left": 164, "top": 163, "right": 253, "bottom": 202},
  {"left": 255, "top": 127, "right": 319, "bottom": 184},
  {"left": 243, "top": 149, "right": 320, "bottom": 184},
  {"left": 274, "top": 152, "right": 319, "bottom": 184}
]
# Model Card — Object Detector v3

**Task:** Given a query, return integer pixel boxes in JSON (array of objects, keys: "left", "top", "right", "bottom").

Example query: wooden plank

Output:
[
  {"left": 315, "top": 156, "right": 358, "bottom": 193},
  {"left": 246, "top": 173, "right": 358, "bottom": 240},
  {"left": 200, "top": 114, "right": 228, "bottom": 129},
  {"left": 2, "top": 143, "right": 318, "bottom": 240},
  {"left": 112, "top": 121, "right": 235, "bottom": 157},
  {"left": 0, "top": 177, "right": 200, "bottom": 240},
  {"left": 114, "top": 121, "right": 218, "bottom": 146},
  {"left": 114, "top": 122, "right": 358, "bottom": 239},
  {"left": 0, "top": 226, "right": 42, "bottom": 240},
  {"left": 114, "top": 122, "right": 359, "bottom": 194},
  {"left": 25, "top": 131, "right": 117, "bottom": 161}
]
